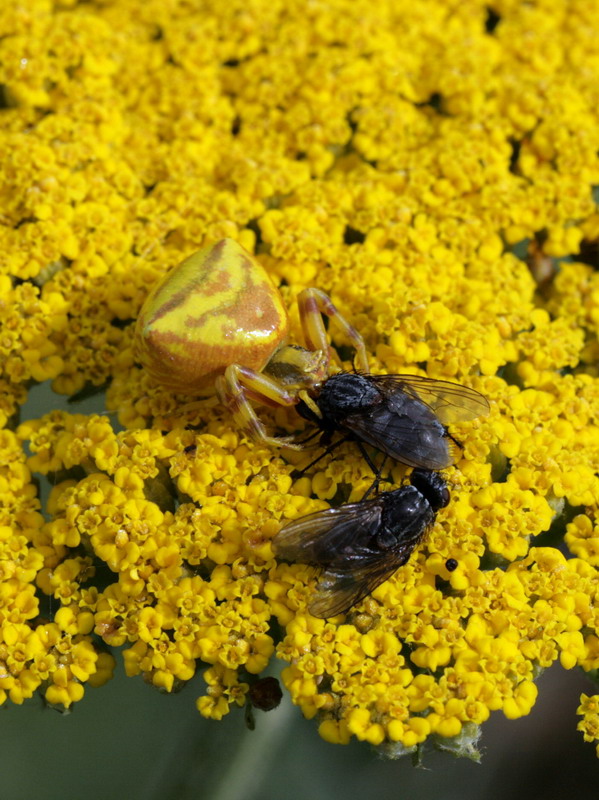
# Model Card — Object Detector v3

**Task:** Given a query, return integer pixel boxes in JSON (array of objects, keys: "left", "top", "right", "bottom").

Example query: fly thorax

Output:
[
  {"left": 317, "top": 373, "right": 382, "bottom": 419},
  {"left": 410, "top": 469, "right": 450, "bottom": 511},
  {"left": 381, "top": 486, "right": 423, "bottom": 528},
  {"left": 380, "top": 487, "right": 435, "bottom": 547}
]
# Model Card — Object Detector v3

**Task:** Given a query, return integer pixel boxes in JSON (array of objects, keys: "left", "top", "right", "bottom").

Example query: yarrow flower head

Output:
[{"left": 2, "top": 0, "right": 599, "bottom": 761}]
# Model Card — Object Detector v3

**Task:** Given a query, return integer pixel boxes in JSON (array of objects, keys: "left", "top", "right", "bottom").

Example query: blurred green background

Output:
[{"left": 2, "top": 662, "right": 597, "bottom": 799}]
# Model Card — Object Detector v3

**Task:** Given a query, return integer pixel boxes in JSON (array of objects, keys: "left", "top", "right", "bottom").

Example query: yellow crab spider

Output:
[{"left": 135, "top": 238, "right": 369, "bottom": 448}]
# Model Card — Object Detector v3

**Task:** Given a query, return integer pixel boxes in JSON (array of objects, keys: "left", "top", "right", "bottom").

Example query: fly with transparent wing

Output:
[
  {"left": 296, "top": 372, "right": 490, "bottom": 470},
  {"left": 273, "top": 469, "right": 450, "bottom": 618}
]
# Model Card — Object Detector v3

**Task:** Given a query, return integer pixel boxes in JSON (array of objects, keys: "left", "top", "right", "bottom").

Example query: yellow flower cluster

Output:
[
  {"left": 2, "top": 0, "right": 599, "bottom": 758},
  {"left": 577, "top": 694, "right": 599, "bottom": 758},
  {"left": 0, "top": 424, "right": 113, "bottom": 707}
]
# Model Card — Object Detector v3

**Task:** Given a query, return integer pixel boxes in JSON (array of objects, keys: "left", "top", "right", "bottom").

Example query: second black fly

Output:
[{"left": 273, "top": 469, "right": 450, "bottom": 618}]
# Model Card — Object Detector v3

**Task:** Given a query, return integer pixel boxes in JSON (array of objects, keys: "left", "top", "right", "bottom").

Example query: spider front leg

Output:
[
  {"left": 297, "top": 288, "right": 370, "bottom": 373},
  {"left": 216, "top": 365, "right": 303, "bottom": 449}
]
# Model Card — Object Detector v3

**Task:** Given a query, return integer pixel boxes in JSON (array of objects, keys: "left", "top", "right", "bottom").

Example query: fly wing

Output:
[
  {"left": 309, "top": 539, "right": 417, "bottom": 618},
  {"left": 369, "top": 374, "right": 490, "bottom": 424},
  {"left": 273, "top": 498, "right": 385, "bottom": 566},
  {"left": 342, "top": 402, "right": 454, "bottom": 469}
]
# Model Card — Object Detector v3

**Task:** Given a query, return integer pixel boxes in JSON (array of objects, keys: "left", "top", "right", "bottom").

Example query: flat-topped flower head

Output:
[{"left": 1, "top": 0, "right": 598, "bottom": 763}]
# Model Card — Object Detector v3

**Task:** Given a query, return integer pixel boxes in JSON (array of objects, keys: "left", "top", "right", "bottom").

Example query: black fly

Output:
[
  {"left": 273, "top": 469, "right": 450, "bottom": 618},
  {"left": 297, "top": 372, "right": 489, "bottom": 470}
]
